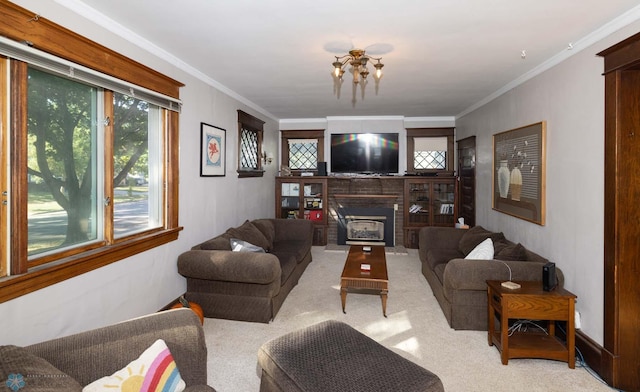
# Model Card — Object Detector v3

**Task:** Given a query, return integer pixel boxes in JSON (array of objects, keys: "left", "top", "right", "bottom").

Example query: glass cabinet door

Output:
[
  {"left": 433, "top": 182, "right": 456, "bottom": 225},
  {"left": 302, "top": 182, "right": 324, "bottom": 222},
  {"left": 280, "top": 182, "right": 300, "bottom": 219},
  {"left": 408, "top": 181, "right": 430, "bottom": 225}
]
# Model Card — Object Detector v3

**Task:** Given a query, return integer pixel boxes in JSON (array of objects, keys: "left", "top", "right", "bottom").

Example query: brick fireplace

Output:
[{"left": 327, "top": 177, "right": 404, "bottom": 246}]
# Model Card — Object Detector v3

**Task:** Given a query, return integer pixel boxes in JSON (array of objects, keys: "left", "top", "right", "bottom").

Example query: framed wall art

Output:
[
  {"left": 492, "top": 121, "right": 546, "bottom": 225},
  {"left": 200, "top": 122, "right": 226, "bottom": 177}
]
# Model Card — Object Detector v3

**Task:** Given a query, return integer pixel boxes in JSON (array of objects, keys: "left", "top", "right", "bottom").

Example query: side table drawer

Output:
[{"left": 506, "top": 295, "right": 569, "bottom": 319}]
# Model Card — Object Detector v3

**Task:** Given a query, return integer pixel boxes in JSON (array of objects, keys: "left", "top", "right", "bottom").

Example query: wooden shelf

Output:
[{"left": 333, "top": 194, "right": 397, "bottom": 199}]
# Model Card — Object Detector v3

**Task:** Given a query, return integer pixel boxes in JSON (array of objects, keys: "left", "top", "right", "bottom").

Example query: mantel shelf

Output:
[{"left": 333, "top": 194, "right": 398, "bottom": 199}]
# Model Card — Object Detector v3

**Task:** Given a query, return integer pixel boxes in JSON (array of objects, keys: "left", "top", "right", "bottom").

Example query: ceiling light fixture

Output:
[{"left": 331, "top": 49, "right": 384, "bottom": 105}]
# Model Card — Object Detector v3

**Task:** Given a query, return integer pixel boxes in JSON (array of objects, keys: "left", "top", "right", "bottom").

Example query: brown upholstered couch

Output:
[
  {"left": 178, "top": 218, "right": 314, "bottom": 323},
  {"left": 419, "top": 225, "right": 563, "bottom": 331},
  {"left": 22, "top": 308, "right": 214, "bottom": 391}
]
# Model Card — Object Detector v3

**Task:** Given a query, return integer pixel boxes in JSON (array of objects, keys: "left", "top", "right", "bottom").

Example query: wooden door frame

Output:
[{"left": 596, "top": 32, "right": 640, "bottom": 391}]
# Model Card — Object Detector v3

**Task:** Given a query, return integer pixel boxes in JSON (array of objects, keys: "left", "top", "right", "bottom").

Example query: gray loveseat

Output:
[
  {"left": 419, "top": 225, "right": 563, "bottom": 330},
  {"left": 178, "top": 218, "right": 314, "bottom": 323},
  {"left": 14, "top": 308, "right": 214, "bottom": 391}
]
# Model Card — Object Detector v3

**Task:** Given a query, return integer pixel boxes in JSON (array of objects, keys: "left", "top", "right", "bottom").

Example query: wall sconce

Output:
[{"left": 262, "top": 151, "right": 273, "bottom": 165}]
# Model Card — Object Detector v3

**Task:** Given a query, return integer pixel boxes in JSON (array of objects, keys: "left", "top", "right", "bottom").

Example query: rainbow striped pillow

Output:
[{"left": 83, "top": 339, "right": 185, "bottom": 392}]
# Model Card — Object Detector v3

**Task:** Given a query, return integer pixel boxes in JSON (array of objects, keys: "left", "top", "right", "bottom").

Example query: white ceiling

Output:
[{"left": 59, "top": 0, "right": 640, "bottom": 120}]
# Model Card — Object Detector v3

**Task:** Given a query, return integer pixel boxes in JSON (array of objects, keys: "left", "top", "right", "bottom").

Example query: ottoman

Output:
[{"left": 257, "top": 320, "right": 445, "bottom": 392}]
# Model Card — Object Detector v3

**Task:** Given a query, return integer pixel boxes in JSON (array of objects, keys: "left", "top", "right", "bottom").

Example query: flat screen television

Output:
[{"left": 330, "top": 133, "right": 399, "bottom": 174}]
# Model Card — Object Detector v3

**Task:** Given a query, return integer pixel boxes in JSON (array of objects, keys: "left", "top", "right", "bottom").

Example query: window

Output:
[
  {"left": 237, "top": 110, "right": 265, "bottom": 177},
  {"left": 0, "top": 2, "right": 182, "bottom": 303},
  {"left": 27, "top": 68, "right": 101, "bottom": 256},
  {"left": 112, "top": 92, "right": 162, "bottom": 238},
  {"left": 280, "top": 130, "right": 325, "bottom": 174},
  {"left": 414, "top": 137, "right": 448, "bottom": 170},
  {"left": 406, "top": 128, "right": 454, "bottom": 174}
]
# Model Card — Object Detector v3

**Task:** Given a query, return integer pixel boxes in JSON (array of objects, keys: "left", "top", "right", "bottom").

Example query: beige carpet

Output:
[{"left": 203, "top": 247, "right": 612, "bottom": 392}]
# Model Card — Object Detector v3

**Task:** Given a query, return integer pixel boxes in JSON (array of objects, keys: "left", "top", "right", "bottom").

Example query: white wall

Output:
[
  {"left": 455, "top": 19, "right": 640, "bottom": 346},
  {"left": 0, "top": 0, "right": 279, "bottom": 346}
]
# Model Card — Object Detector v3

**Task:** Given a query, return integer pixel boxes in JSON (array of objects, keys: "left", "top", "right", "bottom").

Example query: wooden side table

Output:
[{"left": 487, "top": 280, "right": 576, "bottom": 368}]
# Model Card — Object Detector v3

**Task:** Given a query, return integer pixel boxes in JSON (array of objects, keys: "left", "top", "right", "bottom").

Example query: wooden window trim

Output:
[
  {"left": 280, "top": 130, "right": 325, "bottom": 175},
  {"left": 0, "top": 57, "right": 7, "bottom": 278},
  {"left": 0, "top": 1, "right": 183, "bottom": 98},
  {"left": 0, "top": 2, "right": 183, "bottom": 303},
  {"left": 237, "top": 110, "right": 265, "bottom": 178},
  {"left": 406, "top": 128, "right": 455, "bottom": 173}
]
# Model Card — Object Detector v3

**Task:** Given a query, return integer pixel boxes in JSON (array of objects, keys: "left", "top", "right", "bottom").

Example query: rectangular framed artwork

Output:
[
  {"left": 200, "top": 122, "right": 226, "bottom": 177},
  {"left": 492, "top": 121, "right": 546, "bottom": 225}
]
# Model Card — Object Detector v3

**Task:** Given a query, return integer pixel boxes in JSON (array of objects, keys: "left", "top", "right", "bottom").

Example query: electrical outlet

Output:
[{"left": 575, "top": 310, "right": 581, "bottom": 329}]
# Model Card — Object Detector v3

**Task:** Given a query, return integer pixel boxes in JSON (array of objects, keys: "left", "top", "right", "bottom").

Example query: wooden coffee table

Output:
[{"left": 340, "top": 245, "right": 389, "bottom": 317}]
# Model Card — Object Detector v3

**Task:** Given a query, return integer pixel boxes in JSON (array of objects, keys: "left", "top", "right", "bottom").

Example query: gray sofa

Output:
[
  {"left": 178, "top": 218, "right": 314, "bottom": 323},
  {"left": 419, "top": 225, "right": 563, "bottom": 331},
  {"left": 15, "top": 308, "right": 214, "bottom": 391}
]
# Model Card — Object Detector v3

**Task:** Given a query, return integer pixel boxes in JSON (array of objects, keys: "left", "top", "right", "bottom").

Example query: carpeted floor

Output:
[{"left": 203, "top": 247, "right": 613, "bottom": 392}]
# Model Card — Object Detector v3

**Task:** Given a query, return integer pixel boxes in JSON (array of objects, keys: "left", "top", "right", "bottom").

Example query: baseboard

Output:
[{"left": 576, "top": 330, "right": 610, "bottom": 384}]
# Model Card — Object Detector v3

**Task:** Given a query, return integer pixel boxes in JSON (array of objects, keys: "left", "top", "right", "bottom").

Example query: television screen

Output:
[{"left": 330, "top": 133, "right": 399, "bottom": 174}]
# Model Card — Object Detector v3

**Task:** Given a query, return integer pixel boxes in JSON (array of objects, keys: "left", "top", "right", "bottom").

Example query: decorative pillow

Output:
[
  {"left": 464, "top": 238, "right": 494, "bottom": 260},
  {"left": 83, "top": 339, "right": 185, "bottom": 392},
  {"left": 495, "top": 243, "right": 528, "bottom": 261},
  {"left": 251, "top": 219, "right": 275, "bottom": 246},
  {"left": 0, "top": 345, "right": 83, "bottom": 391},
  {"left": 227, "top": 220, "right": 272, "bottom": 251},
  {"left": 459, "top": 225, "right": 505, "bottom": 255},
  {"left": 198, "top": 232, "right": 233, "bottom": 250},
  {"left": 230, "top": 238, "right": 265, "bottom": 253}
]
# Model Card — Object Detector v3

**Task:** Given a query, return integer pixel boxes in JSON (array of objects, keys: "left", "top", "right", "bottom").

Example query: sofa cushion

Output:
[
  {"left": 495, "top": 243, "right": 528, "bottom": 261},
  {"left": 0, "top": 345, "right": 83, "bottom": 391},
  {"left": 272, "top": 240, "right": 310, "bottom": 264},
  {"left": 459, "top": 226, "right": 505, "bottom": 255},
  {"left": 434, "top": 263, "right": 446, "bottom": 285},
  {"left": 425, "top": 248, "right": 464, "bottom": 270},
  {"left": 228, "top": 220, "right": 272, "bottom": 252},
  {"left": 83, "top": 339, "right": 185, "bottom": 392},
  {"left": 464, "top": 238, "right": 494, "bottom": 260},
  {"left": 276, "top": 253, "right": 299, "bottom": 283}
]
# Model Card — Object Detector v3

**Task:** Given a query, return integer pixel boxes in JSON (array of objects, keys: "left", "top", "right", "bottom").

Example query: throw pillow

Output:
[
  {"left": 459, "top": 225, "right": 505, "bottom": 255},
  {"left": 495, "top": 243, "right": 528, "bottom": 261},
  {"left": 198, "top": 233, "right": 233, "bottom": 250},
  {"left": 228, "top": 220, "right": 272, "bottom": 251},
  {"left": 251, "top": 219, "right": 275, "bottom": 246},
  {"left": 0, "top": 345, "right": 83, "bottom": 391},
  {"left": 230, "top": 238, "right": 265, "bottom": 253},
  {"left": 464, "top": 238, "right": 494, "bottom": 260},
  {"left": 83, "top": 339, "right": 185, "bottom": 392}
]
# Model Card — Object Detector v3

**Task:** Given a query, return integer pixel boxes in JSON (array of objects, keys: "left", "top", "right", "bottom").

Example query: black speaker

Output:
[
  {"left": 317, "top": 161, "right": 327, "bottom": 176},
  {"left": 542, "top": 262, "right": 557, "bottom": 291}
]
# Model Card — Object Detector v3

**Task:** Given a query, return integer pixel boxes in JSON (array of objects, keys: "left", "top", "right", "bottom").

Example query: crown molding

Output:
[
  {"left": 52, "top": 0, "right": 278, "bottom": 122},
  {"left": 326, "top": 115, "right": 405, "bottom": 121},
  {"left": 456, "top": 4, "right": 640, "bottom": 119}
]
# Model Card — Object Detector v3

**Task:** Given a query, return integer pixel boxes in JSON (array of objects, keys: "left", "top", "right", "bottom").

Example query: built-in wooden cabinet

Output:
[
  {"left": 403, "top": 177, "right": 457, "bottom": 248},
  {"left": 275, "top": 177, "right": 327, "bottom": 245},
  {"left": 457, "top": 136, "right": 476, "bottom": 227}
]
